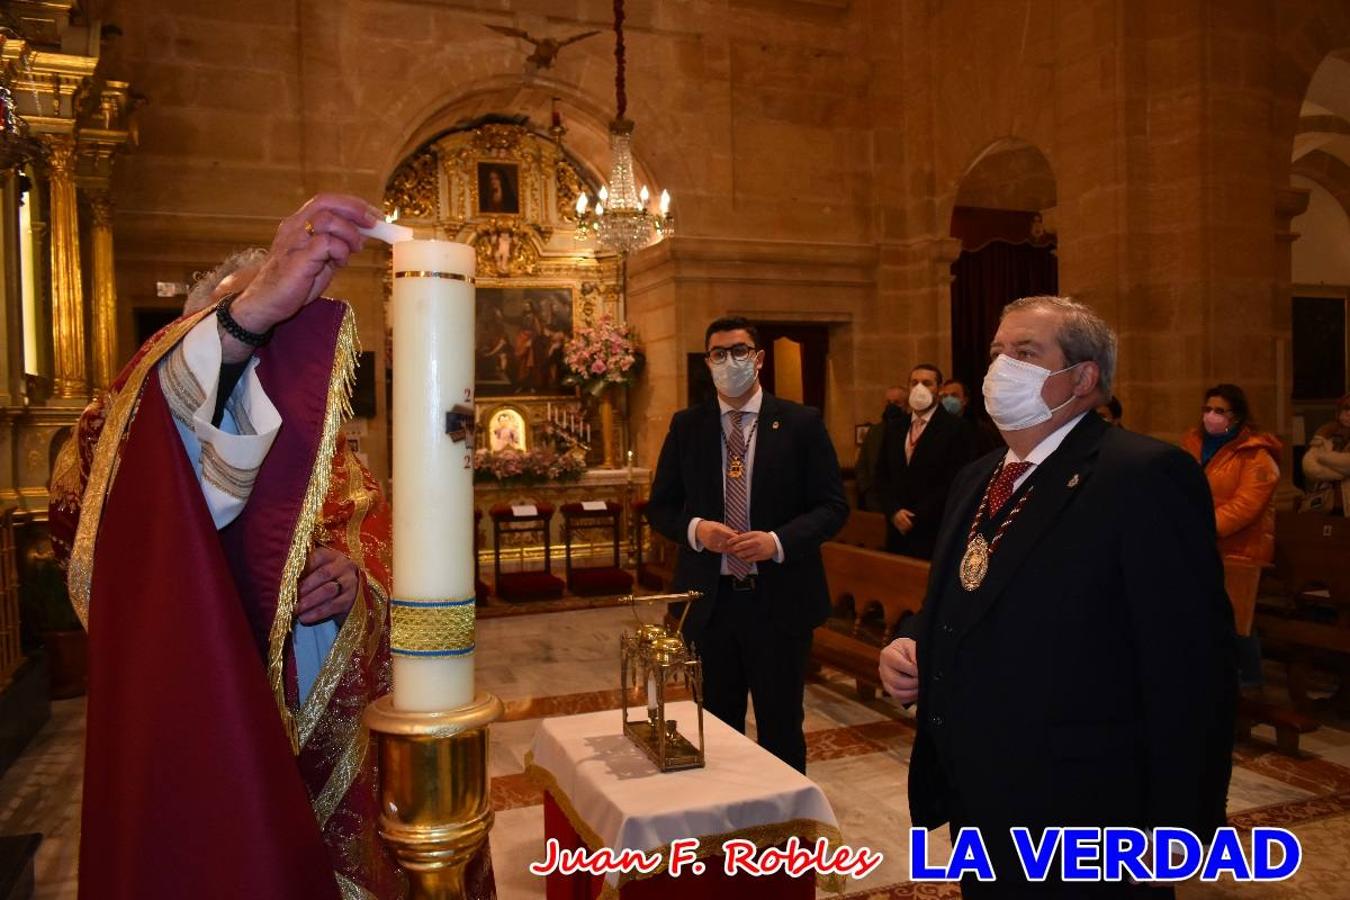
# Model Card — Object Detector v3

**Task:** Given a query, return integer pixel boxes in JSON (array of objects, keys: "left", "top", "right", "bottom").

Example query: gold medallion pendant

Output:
[
  {"left": 728, "top": 456, "right": 744, "bottom": 479},
  {"left": 959, "top": 534, "right": 989, "bottom": 591}
]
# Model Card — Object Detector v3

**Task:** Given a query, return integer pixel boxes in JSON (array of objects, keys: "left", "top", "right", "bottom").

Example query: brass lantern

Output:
[{"left": 620, "top": 591, "right": 704, "bottom": 771}]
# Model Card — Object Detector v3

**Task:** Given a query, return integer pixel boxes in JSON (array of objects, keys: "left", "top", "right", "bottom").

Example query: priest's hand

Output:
[
  {"left": 230, "top": 194, "right": 379, "bottom": 339},
  {"left": 892, "top": 509, "right": 915, "bottom": 535},
  {"left": 726, "top": 530, "right": 777, "bottom": 563},
  {"left": 296, "top": 545, "right": 359, "bottom": 625},
  {"left": 879, "top": 637, "right": 919, "bottom": 704}
]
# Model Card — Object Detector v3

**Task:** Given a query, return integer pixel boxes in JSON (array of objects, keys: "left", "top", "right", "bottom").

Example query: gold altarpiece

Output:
[
  {"left": 0, "top": 4, "right": 139, "bottom": 517},
  {"left": 383, "top": 123, "right": 649, "bottom": 569}
]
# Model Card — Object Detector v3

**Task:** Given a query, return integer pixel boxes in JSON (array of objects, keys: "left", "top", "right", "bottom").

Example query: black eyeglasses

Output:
[{"left": 706, "top": 344, "right": 757, "bottom": 364}]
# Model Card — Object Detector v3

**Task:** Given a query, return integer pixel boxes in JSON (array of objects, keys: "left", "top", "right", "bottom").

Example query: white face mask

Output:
[
  {"left": 982, "top": 355, "right": 1081, "bottom": 431},
  {"left": 909, "top": 383, "right": 934, "bottom": 412},
  {"left": 710, "top": 356, "right": 758, "bottom": 398}
]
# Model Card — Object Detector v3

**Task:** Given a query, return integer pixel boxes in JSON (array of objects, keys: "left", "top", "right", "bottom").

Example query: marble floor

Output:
[{"left": 5, "top": 604, "right": 1350, "bottom": 898}]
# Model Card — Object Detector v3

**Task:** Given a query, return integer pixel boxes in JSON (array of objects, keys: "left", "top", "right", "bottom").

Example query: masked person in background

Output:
[
  {"left": 875, "top": 364, "right": 976, "bottom": 559},
  {"left": 647, "top": 316, "right": 847, "bottom": 771},
  {"left": 854, "top": 386, "right": 904, "bottom": 511},
  {"left": 880, "top": 296, "right": 1234, "bottom": 897}
]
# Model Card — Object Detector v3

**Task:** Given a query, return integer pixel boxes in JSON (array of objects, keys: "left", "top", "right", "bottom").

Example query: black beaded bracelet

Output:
[{"left": 215, "top": 293, "right": 273, "bottom": 347}]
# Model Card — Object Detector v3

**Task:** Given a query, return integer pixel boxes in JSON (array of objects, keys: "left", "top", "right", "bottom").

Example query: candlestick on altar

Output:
[{"left": 364, "top": 237, "right": 501, "bottom": 900}]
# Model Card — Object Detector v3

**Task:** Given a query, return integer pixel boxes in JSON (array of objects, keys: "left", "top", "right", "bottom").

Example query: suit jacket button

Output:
[
  {"left": 931, "top": 714, "right": 943, "bottom": 727},
  {"left": 933, "top": 671, "right": 943, "bottom": 682}
]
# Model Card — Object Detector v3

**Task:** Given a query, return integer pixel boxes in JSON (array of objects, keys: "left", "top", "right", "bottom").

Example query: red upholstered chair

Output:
[
  {"left": 473, "top": 508, "right": 490, "bottom": 604},
  {"left": 560, "top": 501, "right": 635, "bottom": 597},
  {"left": 489, "top": 502, "right": 565, "bottom": 601},
  {"left": 633, "top": 499, "right": 676, "bottom": 591}
]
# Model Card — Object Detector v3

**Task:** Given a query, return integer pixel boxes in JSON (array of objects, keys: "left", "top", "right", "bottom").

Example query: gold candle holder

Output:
[{"left": 364, "top": 693, "right": 504, "bottom": 899}]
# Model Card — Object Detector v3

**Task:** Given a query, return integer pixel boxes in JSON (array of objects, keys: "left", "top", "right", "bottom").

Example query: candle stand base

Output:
[{"left": 364, "top": 693, "right": 504, "bottom": 899}]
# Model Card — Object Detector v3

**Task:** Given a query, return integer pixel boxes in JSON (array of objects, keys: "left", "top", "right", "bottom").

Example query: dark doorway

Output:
[{"left": 756, "top": 322, "right": 829, "bottom": 413}]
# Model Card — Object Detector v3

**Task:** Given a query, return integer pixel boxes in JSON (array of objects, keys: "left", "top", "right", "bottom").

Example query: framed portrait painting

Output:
[
  {"left": 476, "top": 287, "right": 574, "bottom": 396},
  {"left": 477, "top": 162, "right": 520, "bottom": 215}
]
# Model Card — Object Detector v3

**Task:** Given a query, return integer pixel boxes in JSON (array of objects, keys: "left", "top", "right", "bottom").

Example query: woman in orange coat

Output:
[
  {"left": 1181, "top": 383, "right": 1281, "bottom": 689},
  {"left": 1181, "top": 383, "right": 1281, "bottom": 564}
]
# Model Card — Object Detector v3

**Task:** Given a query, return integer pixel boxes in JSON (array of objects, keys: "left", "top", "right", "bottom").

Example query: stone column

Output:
[
  {"left": 43, "top": 135, "right": 87, "bottom": 401},
  {"left": 88, "top": 190, "right": 118, "bottom": 390}
]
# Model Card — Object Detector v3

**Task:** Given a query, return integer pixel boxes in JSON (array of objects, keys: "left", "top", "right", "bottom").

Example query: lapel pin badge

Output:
[
  {"left": 1067, "top": 473, "right": 1080, "bottom": 488},
  {"left": 772, "top": 420, "right": 780, "bottom": 430}
]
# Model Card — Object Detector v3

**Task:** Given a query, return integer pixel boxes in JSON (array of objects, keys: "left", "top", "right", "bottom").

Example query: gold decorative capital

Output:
[{"left": 42, "top": 134, "right": 78, "bottom": 177}]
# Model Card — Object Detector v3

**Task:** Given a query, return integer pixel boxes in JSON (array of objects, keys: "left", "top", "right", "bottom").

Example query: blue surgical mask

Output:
[
  {"left": 940, "top": 395, "right": 963, "bottom": 416},
  {"left": 710, "top": 356, "right": 758, "bottom": 397}
]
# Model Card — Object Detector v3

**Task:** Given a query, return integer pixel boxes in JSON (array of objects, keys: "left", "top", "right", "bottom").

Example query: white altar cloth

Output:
[{"left": 526, "top": 701, "right": 843, "bottom": 891}]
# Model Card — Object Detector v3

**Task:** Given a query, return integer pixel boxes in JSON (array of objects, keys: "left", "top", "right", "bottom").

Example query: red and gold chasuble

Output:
[{"left": 50, "top": 300, "right": 404, "bottom": 899}]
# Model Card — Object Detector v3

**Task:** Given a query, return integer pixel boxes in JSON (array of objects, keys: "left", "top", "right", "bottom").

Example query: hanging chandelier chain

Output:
[{"left": 613, "top": 0, "right": 627, "bottom": 121}]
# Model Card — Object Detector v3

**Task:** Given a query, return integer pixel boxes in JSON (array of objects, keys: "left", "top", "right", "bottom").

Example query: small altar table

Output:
[{"left": 526, "top": 702, "right": 843, "bottom": 900}]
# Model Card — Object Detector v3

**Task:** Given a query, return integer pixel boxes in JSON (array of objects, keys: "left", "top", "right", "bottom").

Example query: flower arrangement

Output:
[
  {"left": 562, "top": 315, "right": 643, "bottom": 396},
  {"left": 473, "top": 446, "right": 588, "bottom": 485}
]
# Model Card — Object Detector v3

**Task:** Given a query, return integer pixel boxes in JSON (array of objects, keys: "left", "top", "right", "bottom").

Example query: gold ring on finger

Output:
[{"left": 304, "top": 219, "right": 316, "bottom": 236}]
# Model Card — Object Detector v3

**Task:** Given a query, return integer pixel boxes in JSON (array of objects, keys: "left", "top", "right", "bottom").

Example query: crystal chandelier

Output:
[{"left": 574, "top": 0, "right": 672, "bottom": 255}]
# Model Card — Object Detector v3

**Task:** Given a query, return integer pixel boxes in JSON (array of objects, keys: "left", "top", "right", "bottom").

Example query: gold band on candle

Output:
[
  {"left": 393, "top": 270, "right": 476, "bottom": 284},
  {"left": 390, "top": 598, "right": 476, "bottom": 657}
]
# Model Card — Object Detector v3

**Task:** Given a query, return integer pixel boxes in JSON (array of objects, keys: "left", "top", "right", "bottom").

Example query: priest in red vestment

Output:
[{"left": 46, "top": 194, "right": 486, "bottom": 899}]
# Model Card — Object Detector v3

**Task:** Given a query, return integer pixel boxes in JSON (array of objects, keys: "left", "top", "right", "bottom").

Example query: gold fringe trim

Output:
[
  {"left": 67, "top": 308, "right": 218, "bottom": 628},
  {"left": 523, "top": 757, "right": 847, "bottom": 898},
  {"left": 268, "top": 300, "right": 360, "bottom": 753}
]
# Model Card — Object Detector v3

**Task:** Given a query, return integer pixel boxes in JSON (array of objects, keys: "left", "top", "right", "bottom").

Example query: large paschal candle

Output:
[{"left": 389, "top": 239, "right": 477, "bottom": 712}]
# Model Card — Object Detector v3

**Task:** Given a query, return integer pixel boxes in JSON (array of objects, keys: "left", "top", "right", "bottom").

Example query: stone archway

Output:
[
  {"left": 947, "top": 139, "right": 1059, "bottom": 411},
  {"left": 1289, "top": 51, "right": 1350, "bottom": 436}
]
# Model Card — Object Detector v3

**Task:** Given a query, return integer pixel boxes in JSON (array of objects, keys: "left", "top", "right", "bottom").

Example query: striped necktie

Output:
[{"left": 724, "top": 410, "right": 751, "bottom": 578}]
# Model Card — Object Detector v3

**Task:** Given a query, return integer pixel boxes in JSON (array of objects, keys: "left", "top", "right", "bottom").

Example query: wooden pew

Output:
[
  {"left": 832, "top": 509, "right": 888, "bottom": 551},
  {"left": 812, "top": 542, "right": 930, "bottom": 700},
  {"left": 1254, "top": 512, "right": 1350, "bottom": 725}
]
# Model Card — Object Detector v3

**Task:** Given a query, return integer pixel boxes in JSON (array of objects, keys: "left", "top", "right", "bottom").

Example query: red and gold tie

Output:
[{"left": 986, "top": 461, "right": 1033, "bottom": 516}]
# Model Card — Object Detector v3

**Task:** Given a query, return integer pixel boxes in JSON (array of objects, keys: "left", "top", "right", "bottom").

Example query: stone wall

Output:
[{"left": 98, "top": 0, "right": 1350, "bottom": 483}]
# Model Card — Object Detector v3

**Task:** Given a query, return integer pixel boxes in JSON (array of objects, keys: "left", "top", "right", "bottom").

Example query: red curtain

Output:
[{"left": 949, "top": 240, "right": 1058, "bottom": 414}]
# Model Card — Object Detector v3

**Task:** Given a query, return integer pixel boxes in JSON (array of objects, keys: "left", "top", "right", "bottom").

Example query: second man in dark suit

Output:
[
  {"left": 647, "top": 316, "right": 848, "bottom": 772},
  {"left": 876, "top": 364, "right": 976, "bottom": 559}
]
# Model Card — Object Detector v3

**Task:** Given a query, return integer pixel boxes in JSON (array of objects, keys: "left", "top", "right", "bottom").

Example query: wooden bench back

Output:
[
  {"left": 833, "top": 509, "right": 888, "bottom": 551},
  {"left": 1272, "top": 512, "right": 1350, "bottom": 604},
  {"left": 820, "top": 541, "right": 929, "bottom": 639}
]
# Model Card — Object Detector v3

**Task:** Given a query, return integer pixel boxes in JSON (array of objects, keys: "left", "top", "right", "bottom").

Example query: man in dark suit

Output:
[
  {"left": 648, "top": 316, "right": 848, "bottom": 772},
  {"left": 880, "top": 296, "right": 1235, "bottom": 897},
  {"left": 875, "top": 364, "right": 976, "bottom": 559}
]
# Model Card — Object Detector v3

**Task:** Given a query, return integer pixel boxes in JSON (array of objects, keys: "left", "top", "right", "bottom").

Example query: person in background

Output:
[
  {"left": 1181, "top": 383, "right": 1280, "bottom": 689},
  {"left": 1096, "top": 395, "right": 1123, "bottom": 426},
  {"left": 1301, "top": 392, "right": 1350, "bottom": 516},
  {"left": 875, "top": 365, "right": 976, "bottom": 559},
  {"left": 855, "top": 386, "right": 904, "bottom": 511},
  {"left": 939, "top": 378, "right": 1003, "bottom": 454}
]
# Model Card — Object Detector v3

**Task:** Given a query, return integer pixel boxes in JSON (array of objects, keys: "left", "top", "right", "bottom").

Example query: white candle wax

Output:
[
  {"left": 359, "top": 219, "right": 415, "bottom": 244},
  {"left": 391, "top": 239, "right": 476, "bottom": 712}
]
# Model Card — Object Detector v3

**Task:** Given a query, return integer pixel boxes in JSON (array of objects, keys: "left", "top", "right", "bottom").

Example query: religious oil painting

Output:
[
  {"left": 476, "top": 287, "right": 574, "bottom": 396},
  {"left": 477, "top": 161, "right": 521, "bottom": 214}
]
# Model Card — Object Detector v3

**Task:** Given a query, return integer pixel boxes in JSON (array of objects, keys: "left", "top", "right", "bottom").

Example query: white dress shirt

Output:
[
  {"left": 999, "top": 411, "right": 1090, "bottom": 492},
  {"left": 686, "top": 387, "right": 786, "bottom": 574}
]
